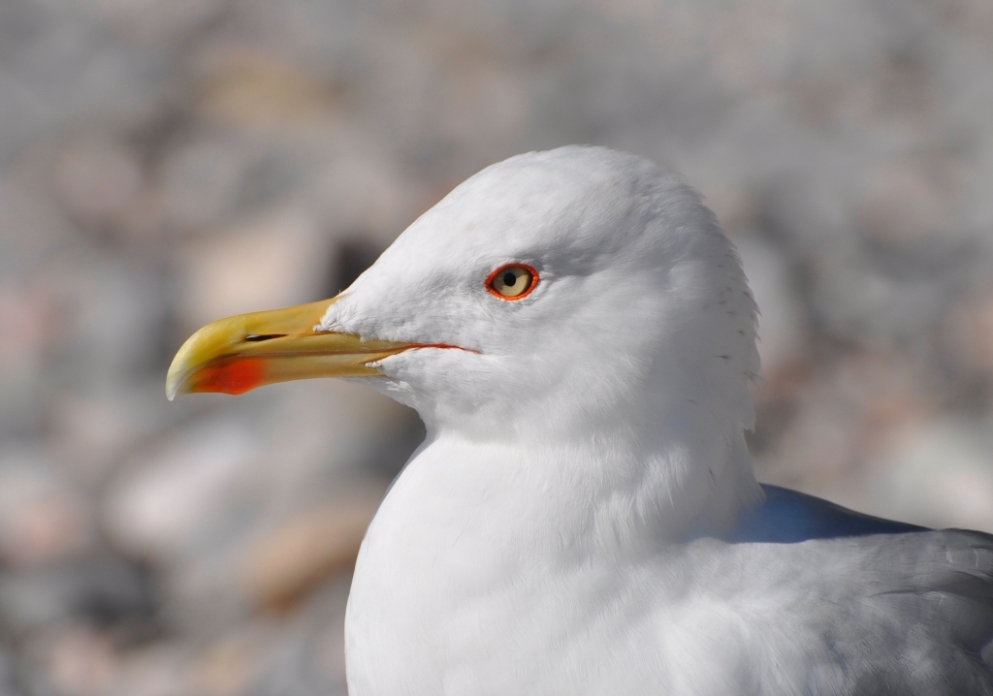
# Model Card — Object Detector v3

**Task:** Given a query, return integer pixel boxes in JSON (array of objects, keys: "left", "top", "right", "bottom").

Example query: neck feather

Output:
[{"left": 389, "top": 417, "right": 760, "bottom": 559}]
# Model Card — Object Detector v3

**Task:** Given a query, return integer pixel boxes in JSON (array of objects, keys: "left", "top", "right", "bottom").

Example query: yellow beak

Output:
[{"left": 165, "top": 297, "right": 412, "bottom": 400}]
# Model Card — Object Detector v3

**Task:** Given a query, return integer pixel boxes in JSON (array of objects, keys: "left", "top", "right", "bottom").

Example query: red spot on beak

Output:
[{"left": 194, "top": 357, "right": 266, "bottom": 395}]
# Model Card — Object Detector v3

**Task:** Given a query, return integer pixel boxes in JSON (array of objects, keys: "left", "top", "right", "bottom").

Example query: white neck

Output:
[
  {"left": 366, "top": 419, "right": 759, "bottom": 577},
  {"left": 345, "top": 427, "right": 760, "bottom": 694}
]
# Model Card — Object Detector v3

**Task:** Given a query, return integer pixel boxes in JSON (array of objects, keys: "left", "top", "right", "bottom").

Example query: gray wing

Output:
[
  {"left": 851, "top": 530, "right": 993, "bottom": 695},
  {"left": 729, "top": 530, "right": 993, "bottom": 695}
]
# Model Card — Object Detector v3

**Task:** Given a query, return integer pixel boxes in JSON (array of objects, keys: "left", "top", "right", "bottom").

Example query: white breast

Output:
[{"left": 342, "top": 438, "right": 799, "bottom": 696}]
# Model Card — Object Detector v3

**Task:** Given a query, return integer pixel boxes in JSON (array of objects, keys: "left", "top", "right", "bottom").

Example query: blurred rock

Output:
[
  {"left": 111, "top": 643, "right": 197, "bottom": 696},
  {"left": 932, "top": 0, "right": 993, "bottom": 47},
  {"left": 44, "top": 258, "right": 170, "bottom": 390},
  {"left": 243, "top": 577, "right": 350, "bottom": 696},
  {"left": 194, "top": 48, "right": 345, "bottom": 133},
  {"left": 943, "top": 282, "right": 993, "bottom": 379},
  {"left": 104, "top": 418, "right": 260, "bottom": 565},
  {"left": 0, "top": 555, "right": 155, "bottom": 636},
  {"left": 0, "top": 649, "right": 19, "bottom": 696},
  {"left": 0, "top": 283, "right": 58, "bottom": 440},
  {"left": 193, "top": 631, "right": 263, "bottom": 696},
  {"left": 55, "top": 138, "right": 145, "bottom": 232},
  {"left": 0, "top": 173, "right": 79, "bottom": 279},
  {"left": 159, "top": 138, "right": 254, "bottom": 234},
  {"left": 88, "top": 0, "right": 226, "bottom": 47},
  {"left": 47, "top": 382, "right": 174, "bottom": 484},
  {"left": 862, "top": 419, "right": 993, "bottom": 532},
  {"left": 754, "top": 350, "right": 932, "bottom": 492},
  {"left": 174, "top": 207, "right": 331, "bottom": 329},
  {"left": 255, "top": 381, "right": 421, "bottom": 494},
  {"left": 306, "top": 152, "right": 423, "bottom": 251},
  {"left": 240, "top": 493, "right": 382, "bottom": 612},
  {"left": 27, "top": 622, "right": 118, "bottom": 696},
  {"left": 0, "top": 2, "right": 170, "bottom": 163},
  {"left": 0, "top": 448, "right": 91, "bottom": 568},
  {"left": 103, "top": 380, "right": 412, "bottom": 642},
  {"left": 858, "top": 158, "right": 961, "bottom": 245}
]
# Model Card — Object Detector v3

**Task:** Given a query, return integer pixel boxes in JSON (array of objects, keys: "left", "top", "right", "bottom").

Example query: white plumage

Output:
[{"left": 169, "top": 146, "right": 993, "bottom": 695}]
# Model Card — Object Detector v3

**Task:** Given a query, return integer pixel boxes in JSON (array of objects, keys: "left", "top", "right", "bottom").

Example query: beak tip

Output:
[
  {"left": 165, "top": 326, "right": 206, "bottom": 401},
  {"left": 165, "top": 351, "right": 190, "bottom": 401},
  {"left": 165, "top": 374, "right": 181, "bottom": 401}
]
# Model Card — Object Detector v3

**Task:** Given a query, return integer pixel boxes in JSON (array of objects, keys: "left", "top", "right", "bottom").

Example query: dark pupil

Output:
[{"left": 503, "top": 271, "right": 517, "bottom": 286}]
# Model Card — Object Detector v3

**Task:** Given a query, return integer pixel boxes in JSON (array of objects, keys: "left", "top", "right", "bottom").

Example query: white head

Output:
[
  {"left": 326, "top": 147, "right": 757, "bottom": 436},
  {"left": 167, "top": 146, "right": 762, "bottom": 537}
]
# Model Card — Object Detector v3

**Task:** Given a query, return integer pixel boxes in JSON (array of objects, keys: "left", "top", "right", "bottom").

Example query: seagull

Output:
[{"left": 166, "top": 146, "right": 993, "bottom": 695}]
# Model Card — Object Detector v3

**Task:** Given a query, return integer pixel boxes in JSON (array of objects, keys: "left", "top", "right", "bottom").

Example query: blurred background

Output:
[{"left": 1, "top": 0, "right": 992, "bottom": 693}]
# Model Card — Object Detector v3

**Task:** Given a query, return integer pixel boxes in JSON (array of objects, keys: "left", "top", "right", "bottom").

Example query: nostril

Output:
[{"left": 244, "top": 334, "right": 286, "bottom": 342}]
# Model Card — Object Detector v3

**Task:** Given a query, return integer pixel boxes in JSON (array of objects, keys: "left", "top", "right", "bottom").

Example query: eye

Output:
[{"left": 486, "top": 264, "right": 538, "bottom": 300}]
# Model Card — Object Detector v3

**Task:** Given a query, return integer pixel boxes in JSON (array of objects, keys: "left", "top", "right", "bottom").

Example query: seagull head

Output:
[{"left": 167, "top": 147, "right": 760, "bottom": 523}]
